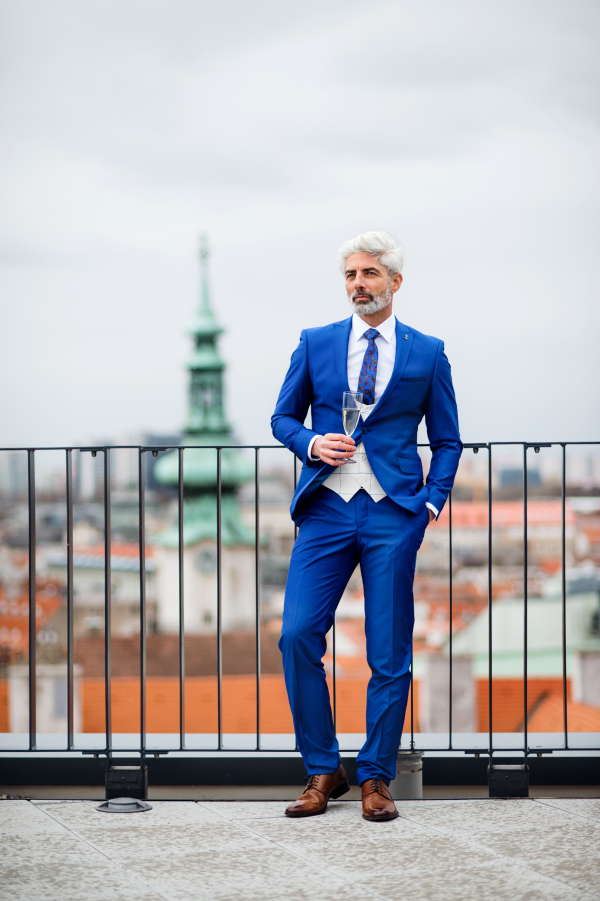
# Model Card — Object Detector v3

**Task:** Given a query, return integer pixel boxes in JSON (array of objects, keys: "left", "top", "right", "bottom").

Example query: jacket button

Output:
[{"left": 362, "top": 427, "right": 368, "bottom": 433}]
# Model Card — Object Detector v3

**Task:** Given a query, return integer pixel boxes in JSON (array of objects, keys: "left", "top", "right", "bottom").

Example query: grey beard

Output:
[{"left": 348, "top": 286, "right": 392, "bottom": 315}]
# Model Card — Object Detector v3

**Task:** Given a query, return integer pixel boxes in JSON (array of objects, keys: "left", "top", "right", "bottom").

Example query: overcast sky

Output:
[{"left": 1, "top": 0, "right": 599, "bottom": 452}]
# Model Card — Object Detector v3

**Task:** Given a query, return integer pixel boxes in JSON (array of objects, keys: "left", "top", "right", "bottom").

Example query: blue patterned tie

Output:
[{"left": 357, "top": 328, "right": 380, "bottom": 405}]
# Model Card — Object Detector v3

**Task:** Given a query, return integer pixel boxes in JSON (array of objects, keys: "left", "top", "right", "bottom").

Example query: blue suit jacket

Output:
[{"left": 271, "top": 316, "right": 462, "bottom": 520}]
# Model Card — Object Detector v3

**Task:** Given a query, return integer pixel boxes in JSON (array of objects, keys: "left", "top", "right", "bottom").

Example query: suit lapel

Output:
[
  {"left": 333, "top": 317, "right": 352, "bottom": 396},
  {"left": 369, "top": 319, "right": 414, "bottom": 420}
]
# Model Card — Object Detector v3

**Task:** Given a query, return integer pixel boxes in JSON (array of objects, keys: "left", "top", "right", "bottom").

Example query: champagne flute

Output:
[{"left": 342, "top": 391, "right": 363, "bottom": 464}]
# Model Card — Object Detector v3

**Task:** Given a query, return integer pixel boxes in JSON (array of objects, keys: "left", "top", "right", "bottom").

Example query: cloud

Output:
[{"left": 0, "top": 0, "right": 599, "bottom": 448}]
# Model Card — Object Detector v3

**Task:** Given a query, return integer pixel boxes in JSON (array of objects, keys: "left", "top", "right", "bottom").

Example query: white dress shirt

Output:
[
  {"left": 346, "top": 310, "right": 398, "bottom": 402},
  {"left": 308, "top": 311, "right": 438, "bottom": 517}
]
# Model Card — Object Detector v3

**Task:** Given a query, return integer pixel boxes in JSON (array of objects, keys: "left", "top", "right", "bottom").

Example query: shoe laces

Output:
[
  {"left": 366, "top": 778, "right": 388, "bottom": 797},
  {"left": 305, "top": 774, "right": 326, "bottom": 795}
]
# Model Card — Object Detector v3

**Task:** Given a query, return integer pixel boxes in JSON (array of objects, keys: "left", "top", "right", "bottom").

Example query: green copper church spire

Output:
[
  {"left": 153, "top": 236, "right": 254, "bottom": 547},
  {"left": 185, "top": 235, "right": 229, "bottom": 436},
  {"left": 188, "top": 236, "right": 222, "bottom": 338}
]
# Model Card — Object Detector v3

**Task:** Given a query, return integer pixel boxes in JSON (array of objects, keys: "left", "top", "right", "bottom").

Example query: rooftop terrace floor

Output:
[{"left": 2, "top": 796, "right": 599, "bottom": 900}]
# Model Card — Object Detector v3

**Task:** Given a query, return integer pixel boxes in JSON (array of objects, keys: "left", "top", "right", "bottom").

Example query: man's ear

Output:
[{"left": 391, "top": 273, "right": 403, "bottom": 294}]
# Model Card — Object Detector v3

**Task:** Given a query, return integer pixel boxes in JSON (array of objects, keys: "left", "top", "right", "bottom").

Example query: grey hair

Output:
[{"left": 337, "top": 231, "right": 404, "bottom": 277}]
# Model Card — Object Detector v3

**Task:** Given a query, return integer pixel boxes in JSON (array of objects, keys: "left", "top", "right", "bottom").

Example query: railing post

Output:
[
  {"left": 332, "top": 620, "right": 337, "bottom": 734},
  {"left": 488, "top": 444, "right": 493, "bottom": 759},
  {"left": 292, "top": 452, "right": 299, "bottom": 752},
  {"left": 178, "top": 447, "right": 185, "bottom": 750},
  {"left": 448, "top": 489, "right": 453, "bottom": 750},
  {"left": 409, "top": 648, "right": 414, "bottom": 750},
  {"left": 561, "top": 443, "right": 569, "bottom": 747},
  {"left": 216, "top": 447, "right": 222, "bottom": 750},
  {"left": 65, "top": 449, "right": 74, "bottom": 749},
  {"left": 255, "top": 447, "right": 261, "bottom": 750},
  {"left": 138, "top": 448, "right": 147, "bottom": 757},
  {"left": 27, "top": 449, "right": 36, "bottom": 751},
  {"left": 103, "top": 447, "right": 112, "bottom": 755},
  {"left": 523, "top": 444, "right": 528, "bottom": 762}
]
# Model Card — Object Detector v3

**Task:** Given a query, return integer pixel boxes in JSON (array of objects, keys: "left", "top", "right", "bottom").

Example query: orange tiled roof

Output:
[
  {"left": 528, "top": 693, "right": 600, "bottom": 732},
  {"left": 73, "top": 543, "right": 154, "bottom": 557},
  {"left": 431, "top": 501, "right": 575, "bottom": 529}
]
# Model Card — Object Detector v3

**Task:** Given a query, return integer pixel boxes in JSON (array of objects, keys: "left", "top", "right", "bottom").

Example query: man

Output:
[{"left": 271, "top": 231, "right": 461, "bottom": 821}]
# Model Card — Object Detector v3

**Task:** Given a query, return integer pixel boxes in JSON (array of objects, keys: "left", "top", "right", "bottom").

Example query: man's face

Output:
[{"left": 344, "top": 253, "right": 403, "bottom": 314}]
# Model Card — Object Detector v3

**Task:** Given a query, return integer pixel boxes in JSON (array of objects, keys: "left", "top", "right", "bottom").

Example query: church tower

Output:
[
  {"left": 184, "top": 234, "right": 229, "bottom": 438},
  {"left": 153, "top": 238, "right": 256, "bottom": 633}
]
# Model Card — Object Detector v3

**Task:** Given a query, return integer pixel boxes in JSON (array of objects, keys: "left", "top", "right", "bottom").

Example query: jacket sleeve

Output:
[
  {"left": 424, "top": 341, "right": 462, "bottom": 516},
  {"left": 271, "top": 331, "right": 321, "bottom": 465}
]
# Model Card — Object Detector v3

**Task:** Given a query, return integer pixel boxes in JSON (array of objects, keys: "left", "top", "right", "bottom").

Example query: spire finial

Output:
[
  {"left": 199, "top": 232, "right": 208, "bottom": 261},
  {"left": 188, "top": 233, "right": 222, "bottom": 339},
  {"left": 198, "top": 233, "right": 211, "bottom": 315}
]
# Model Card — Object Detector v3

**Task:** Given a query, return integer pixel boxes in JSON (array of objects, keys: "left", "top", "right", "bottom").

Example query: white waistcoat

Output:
[{"left": 322, "top": 404, "right": 387, "bottom": 503}]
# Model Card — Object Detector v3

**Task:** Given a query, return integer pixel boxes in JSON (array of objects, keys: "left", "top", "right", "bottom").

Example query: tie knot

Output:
[{"left": 364, "top": 328, "right": 380, "bottom": 341}]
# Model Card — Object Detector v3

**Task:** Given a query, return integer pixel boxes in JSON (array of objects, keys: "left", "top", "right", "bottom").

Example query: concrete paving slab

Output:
[
  {"left": 202, "top": 798, "right": 429, "bottom": 828},
  {"left": 355, "top": 862, "right": 593, "bottom": 901},
  {"left": 114, "top": 846, "right": 382, "bottom": 901},
  {"left": 535, "top": 797, "right": 600, "bottom": 821},
  {"left": 199, "top": 800, "right": 294, "bottom": 820},
  {"left": 72, "top": 823, "right": 266, "bottom": 856},
  {"left": 1, "top": 865, "right": 167, "bottom": 901},
  {"left": 1, "top": 832, "right": 112, "bottom": 864},
  {"left": 244, "top": 829, "right": 500, "bottom": 879},
  {"left": 0, "top": 801, "right": 65, "bottom": 834},
  {"left": 527, "top": 854, "right": 600, "bottom": 896},
  {"left": 470, "top": 821, "right": 600, "bottom": 893},
  {"left": 230, "top": 807, "right": 432, "bottom": 847},
  {"left": 32, "top": 798, "right": 218, "bottom": 829},
  {"left": 1, "top": 798, "right": 599, "bottom": 901},
  {"left": 396, "top": 797, "right": 587, "bottom": 836},
  {"left": 471, "top": 820, "right": 600, "bottom": 858}
]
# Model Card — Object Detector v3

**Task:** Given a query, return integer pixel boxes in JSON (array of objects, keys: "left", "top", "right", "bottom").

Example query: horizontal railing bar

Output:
[
  {"left": 11, "top": 732, "right": 600, "bottom": 759},
  {"left": 0, "top": 445, "right": 291, "bottom": 452},
  {"left": 1, "top": 441, "right": 599, "bottom": 453}
]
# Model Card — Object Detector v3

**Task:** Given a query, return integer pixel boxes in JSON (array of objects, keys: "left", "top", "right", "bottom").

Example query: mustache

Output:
[{"left": 351, "top": 288, "right": 374, "bottom": 302}]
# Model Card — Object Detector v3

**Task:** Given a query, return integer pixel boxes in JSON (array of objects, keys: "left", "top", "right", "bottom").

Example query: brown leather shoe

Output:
[
  {"left": 285, "top": 765, "right": 350, "bottom": 818},
  {"left": 361, "top": 778, "right": 398, "bottom": 821}
]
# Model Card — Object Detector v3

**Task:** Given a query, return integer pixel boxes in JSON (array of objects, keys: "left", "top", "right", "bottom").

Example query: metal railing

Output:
[{"left": 1, "top": 441, "right": 599, "bottom": 767}]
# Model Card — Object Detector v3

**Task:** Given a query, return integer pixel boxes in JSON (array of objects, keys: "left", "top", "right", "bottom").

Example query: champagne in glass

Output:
[
  {"left": 343, "top": 406, "right": 361, "bottom": 436},
  {"left": 342, "top": 391, "right": 363, "bottom": 464}
]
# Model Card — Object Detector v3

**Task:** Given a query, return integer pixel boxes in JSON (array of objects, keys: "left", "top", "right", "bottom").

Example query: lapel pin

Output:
[{"left": 403, "top": 334, "right": 409, "bottom": 340}]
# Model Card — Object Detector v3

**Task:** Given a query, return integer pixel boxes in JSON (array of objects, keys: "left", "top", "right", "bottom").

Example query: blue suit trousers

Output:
[{"left": 279, "top": 486, "right": 429, "bottom": 786}]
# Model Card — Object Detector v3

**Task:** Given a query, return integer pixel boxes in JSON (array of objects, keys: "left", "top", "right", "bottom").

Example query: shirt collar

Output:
[{"left": 352, "top": 311, "right": 396, "bottom": 343}]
